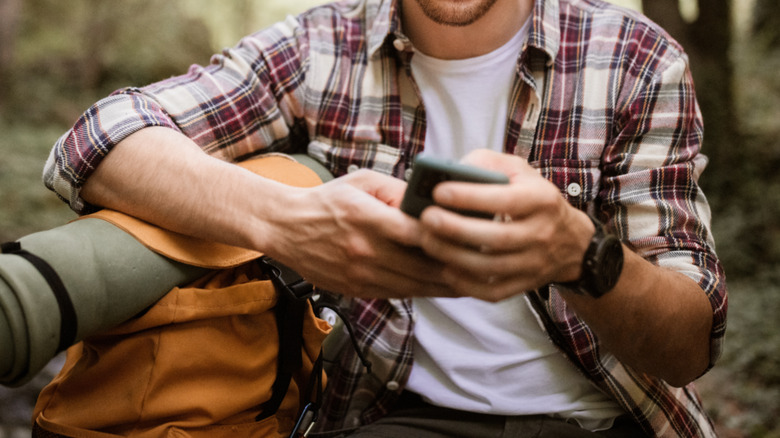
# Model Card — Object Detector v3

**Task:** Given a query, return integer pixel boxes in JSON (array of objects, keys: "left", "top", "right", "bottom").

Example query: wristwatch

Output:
[{"left": 559, "top": 213, "right": 624, "bottom": 298}]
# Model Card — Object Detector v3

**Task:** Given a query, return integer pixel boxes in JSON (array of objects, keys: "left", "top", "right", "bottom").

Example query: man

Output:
[{"left": 43, "top": 0, "right": 727, "bottom": 436}]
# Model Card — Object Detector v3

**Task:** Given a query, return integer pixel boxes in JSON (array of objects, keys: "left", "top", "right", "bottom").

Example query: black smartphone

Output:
[{"left": 400, "top": 154, "right": 509, "bottom": 219}]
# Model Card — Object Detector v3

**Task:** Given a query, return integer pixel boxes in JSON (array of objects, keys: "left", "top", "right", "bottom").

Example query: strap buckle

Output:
[
  {"left": 255, "top": 256, "right": 320, "bottom": 424},
  {"left": 259, "top": 256, "right": 314, "bottom": 301}
]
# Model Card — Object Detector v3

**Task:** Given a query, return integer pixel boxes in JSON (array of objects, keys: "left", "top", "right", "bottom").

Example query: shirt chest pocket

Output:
[{"left": 531, "top": 159, "right": 601, "bottom": 211}]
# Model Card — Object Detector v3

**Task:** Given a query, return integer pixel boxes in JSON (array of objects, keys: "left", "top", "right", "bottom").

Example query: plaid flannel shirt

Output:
[{"left": 44, "top": 0, "right": 727, "bottom": 436}]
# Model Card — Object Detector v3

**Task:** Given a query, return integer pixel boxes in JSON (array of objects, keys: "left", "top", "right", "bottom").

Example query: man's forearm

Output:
[
  {"left": 562, "top": 247, "right": 713, "bottom": 387},
  {"left": 81, "top": 126, "right": 454, "bottom": 299},
  {"left": 80, "top": 127, "right": 287, "bottom": 252}
]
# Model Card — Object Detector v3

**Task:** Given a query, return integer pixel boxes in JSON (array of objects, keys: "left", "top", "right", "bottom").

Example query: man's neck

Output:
[{"left": 401, "top": 0, "right": 533, "bottom": 60}]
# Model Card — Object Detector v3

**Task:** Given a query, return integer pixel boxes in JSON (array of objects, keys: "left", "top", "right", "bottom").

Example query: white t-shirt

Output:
[{"left": 405, "top": 22, "right": 624, "bottom": 431}]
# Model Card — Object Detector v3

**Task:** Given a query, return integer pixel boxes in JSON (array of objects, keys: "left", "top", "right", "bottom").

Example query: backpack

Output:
[{"left": 1, "top": 155, "right": 332, "bottom": 437}]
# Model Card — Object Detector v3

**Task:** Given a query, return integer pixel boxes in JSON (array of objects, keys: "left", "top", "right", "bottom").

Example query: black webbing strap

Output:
[
  {"left": 1, "top": 241, "right": 77, "bottom": 352},
  {"left": 289, "top": 350, "right": 324, "bottom": 437},
  {"left": 256, "top": 256, "right": 317, "bottom": 424}
]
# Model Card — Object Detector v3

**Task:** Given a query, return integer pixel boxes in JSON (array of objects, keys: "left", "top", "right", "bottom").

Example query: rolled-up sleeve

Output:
[
  {"left": 43, "top": 18, "right": 308, "bottom": 214},
  {"left": 43, "top": 91, "right": 179, "bottom": 213},
  {"left": 602, "top": 53, "right": 728, "bottom": 369}
]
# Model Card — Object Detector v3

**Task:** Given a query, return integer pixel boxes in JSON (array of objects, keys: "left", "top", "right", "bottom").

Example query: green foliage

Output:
[
  {"left": 753, "top": 0, "right": 780, "bottom": 49},
  {"left": 691, "top": 15, "right": 780, "bottom": 437},
  {"left": 707, "top": 27, "right": 780, "bottom": 280},
  {"left": 699, "top": 273, "right": 780, "bottom": 437},
  {"left": 0, "top": 121, "right": 75, "bottom": 243},
  {"left": 723, "top": 276, "right": 780, "bottom": 387},
  {"left": 6, "top": 0, "right": 215, "bottom": 126}
]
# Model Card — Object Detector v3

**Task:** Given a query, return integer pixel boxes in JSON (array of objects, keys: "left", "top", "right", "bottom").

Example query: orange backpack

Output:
[{"left": 31, "top": 155, "right": 331, "bottom": 438}]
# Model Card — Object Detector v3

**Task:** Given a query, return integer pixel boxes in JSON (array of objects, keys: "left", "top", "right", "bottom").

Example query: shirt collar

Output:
[
  {"left": 367, "top": 0, "right": 401, "bottom": 57},
  {"left": 527, "top": 0, "right": 561, "bottom": 66},
  {"left": 366, "top": 0, "right": 561, "bottom": 64}
]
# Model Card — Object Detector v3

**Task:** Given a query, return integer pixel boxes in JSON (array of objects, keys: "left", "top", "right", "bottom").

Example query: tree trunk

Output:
[
  {"left": 641, "top": 0, "right": 737, "bottom": 204},
  {"left": 642, "top": 0, "right": 690, "bottom": 48},
  {"left": 753, "top": 0, "right": 780, "bottom": 48}
]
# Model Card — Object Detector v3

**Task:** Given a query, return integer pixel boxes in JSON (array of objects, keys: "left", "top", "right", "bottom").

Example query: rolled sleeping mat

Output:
[
  {"left": 0, "top": 220, "right": 210, "bottom": 387},
  {"left": 0, "top": 153, "right": 332, "bottom": 387}
]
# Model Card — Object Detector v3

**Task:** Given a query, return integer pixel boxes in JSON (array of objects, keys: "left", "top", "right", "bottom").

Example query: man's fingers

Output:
[{"left": 343, "top": 169, "right": 408, "bottom": 208}]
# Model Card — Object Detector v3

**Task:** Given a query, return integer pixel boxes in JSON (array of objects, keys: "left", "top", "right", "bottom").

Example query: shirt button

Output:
[
  {"left": 393, "top": 38, "right": 406, "bottom": 51},
  {"left": 566, "top": 183, "right": 582, "bottom": 197},
  {"left": 347, "top": 164, "right": 360, "bottom": 173},
  {"left": 386, "top": 380, "right": 400, "bottom": 391},
  {"left": 404, "top": 168, "right": 413, "bottom": 181}
]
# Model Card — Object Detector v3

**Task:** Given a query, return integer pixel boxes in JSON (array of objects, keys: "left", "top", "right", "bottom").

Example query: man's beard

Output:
[{"left": 413, "top": 0, "right": 500, "bottom": 27}]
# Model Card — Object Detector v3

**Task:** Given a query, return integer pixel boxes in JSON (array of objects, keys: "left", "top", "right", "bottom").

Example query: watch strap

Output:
[{"left": 558, "top": 212, "right": 622, "bottom": 298}]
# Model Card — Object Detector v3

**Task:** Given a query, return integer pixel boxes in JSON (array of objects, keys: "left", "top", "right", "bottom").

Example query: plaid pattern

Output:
[{"left": 43, "top": 0, "right": 726, "bottom": 436}]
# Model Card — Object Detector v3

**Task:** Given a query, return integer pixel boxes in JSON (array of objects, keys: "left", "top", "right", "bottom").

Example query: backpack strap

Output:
[
  {"left": 291, "top": 350, "right": 324, "bottom": 437},
  {"left": 255, "top": 256, "right": 322, "bottom": 435}
]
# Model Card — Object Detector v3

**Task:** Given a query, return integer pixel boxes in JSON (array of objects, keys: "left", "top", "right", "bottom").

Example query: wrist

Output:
[
  {"left": 557, "top": 212, "right": 624, "bottom": 298},
  {"left": 556, "top": 209, "right": 597, "bottom": 283},
  {"left": 246, "top": 181, "right": 309, "bottom": 256}
]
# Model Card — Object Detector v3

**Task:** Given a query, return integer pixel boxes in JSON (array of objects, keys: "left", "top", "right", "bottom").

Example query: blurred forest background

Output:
[{"left": 0, "top": 0, "right": 778, "bottom": 437}]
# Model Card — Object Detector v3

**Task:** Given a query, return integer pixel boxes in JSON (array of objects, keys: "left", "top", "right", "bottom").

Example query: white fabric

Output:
[
  {"left": 405, "top": 22, "right": 625, "bottom": 431},
  {"left": 407, "top": 296, "right": 624, "bottom": 431},
  {"left": 409, "top": 27, "right": 523, "bottom": 158}
]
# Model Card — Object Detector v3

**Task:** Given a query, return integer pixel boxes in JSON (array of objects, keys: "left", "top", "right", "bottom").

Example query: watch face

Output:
[
  {"left": 558, "top": 214, "right": 625, "bottom": 298},
  {"left": 595, "top": 237, "right": 624, "bottom": 293}
]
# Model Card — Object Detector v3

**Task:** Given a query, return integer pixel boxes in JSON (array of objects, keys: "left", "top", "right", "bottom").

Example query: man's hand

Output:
[
  {"left": 416, "top": 149, "right": 594, "bottom": 301},
  {"left": 262, "top": 169, "right": 454, "bottom": 299},
  {"left": 415, "top": 149, "right": 713, "bottom": 385}
]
